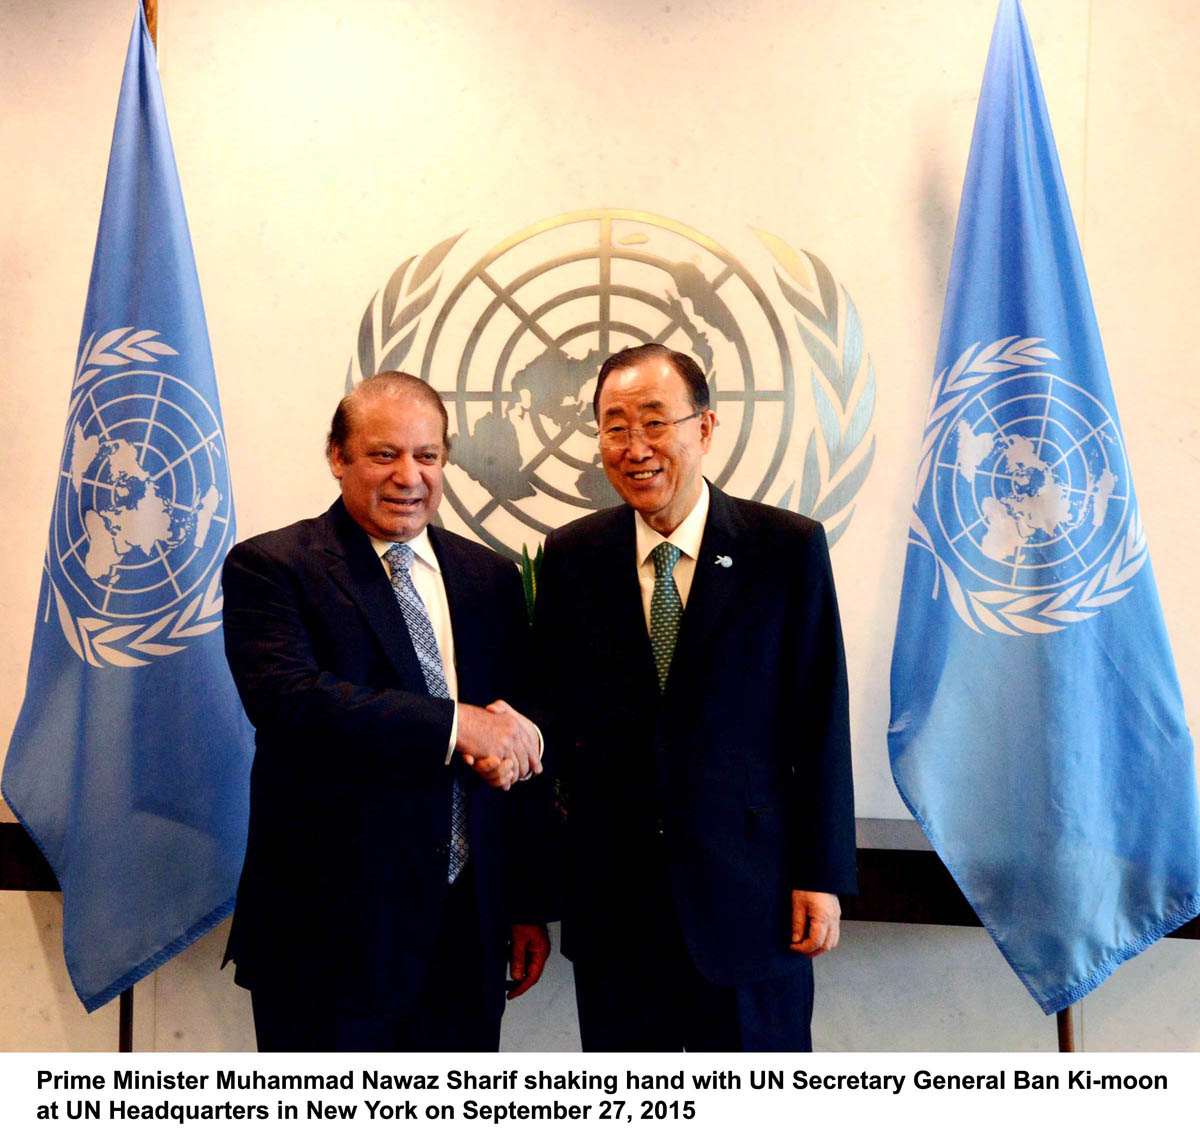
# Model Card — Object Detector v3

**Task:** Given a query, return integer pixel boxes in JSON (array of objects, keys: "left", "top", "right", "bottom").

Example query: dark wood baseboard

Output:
[
  {"left": 1, "top": 817, "right": 1196, "bottom": 939},
  {"left": 1, "top": 820, "right": 59, "bottom": 891}
]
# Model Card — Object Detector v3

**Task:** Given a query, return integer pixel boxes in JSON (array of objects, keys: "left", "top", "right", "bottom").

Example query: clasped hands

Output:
[{"left": 456, "top": 700, "right": 542, "bottom": 790}]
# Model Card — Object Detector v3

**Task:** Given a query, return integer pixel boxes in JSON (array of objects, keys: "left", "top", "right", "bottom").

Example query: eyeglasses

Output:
[{"left": 598, "top": 411, "right": 704, "bottom": 450}]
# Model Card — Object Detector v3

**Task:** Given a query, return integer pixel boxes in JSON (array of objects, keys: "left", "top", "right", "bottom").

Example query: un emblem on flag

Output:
[
  {"left": 911, "top": 337, "right": 1147, "bottom": 635},
  {"left": 350, "top": 210, "right": 878, "bottom": 559},
  {"left": 47, "top": 330, "right": 233, "bottom": 667}
]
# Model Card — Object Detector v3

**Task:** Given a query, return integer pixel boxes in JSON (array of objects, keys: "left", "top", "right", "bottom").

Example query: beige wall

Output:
[{"left": 2, "top": 0, "right": 1198, "bottom": 1050}]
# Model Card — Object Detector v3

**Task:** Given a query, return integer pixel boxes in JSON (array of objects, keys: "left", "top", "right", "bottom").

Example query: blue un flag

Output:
[
  {"left": 889, "top": 0, "right": 1200, "bottom": 1013},
  {"left": 2, "top": 7, "right": 253, "bottom": 1011}
]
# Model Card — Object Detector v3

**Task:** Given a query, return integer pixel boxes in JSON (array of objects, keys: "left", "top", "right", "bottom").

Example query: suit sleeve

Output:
[
  {"left": 221, "top": 537, "right": 455, "bottom": 777},
  {"left": 788, "top": 522, "right": 857, "bottom": 896}
]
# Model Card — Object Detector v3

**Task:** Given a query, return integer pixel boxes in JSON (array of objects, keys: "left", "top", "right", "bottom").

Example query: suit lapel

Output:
[
  {"left": 598, "top": 508, "right": 659, "bottom": 693},
  {"left": 669, "top": 483, "right": 747, "bottom": 684},
  {"left": 319, "top": 500, "right": 429, "bottom": 692}
]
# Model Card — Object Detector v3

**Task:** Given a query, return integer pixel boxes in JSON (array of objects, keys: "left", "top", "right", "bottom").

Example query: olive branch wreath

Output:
[
  {"left": 51, "top": 329, "right": 225, "bottom": 667},
  {"left": 51, "top": 571, "right": 224, "bottom": 668},
  {"left": 907, "top": 335, "right": 1147, "bottom": 635},
  {"left": 73, "top": 326, "right": 177, "bottom": 390},
  {"left": 753, "top": 230, "right": 876, "bottom": 548},
  {"left": 347, "top": 233, "right": 464, "bottom": 390}
]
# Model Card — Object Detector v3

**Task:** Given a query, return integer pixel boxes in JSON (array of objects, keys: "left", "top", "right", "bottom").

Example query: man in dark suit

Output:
[
  {"left": 222, "top": 371, "right": 550, "bottom": 1051},
  {"left": 534, "top": 343, "right": 855, "bottom": 1051}
]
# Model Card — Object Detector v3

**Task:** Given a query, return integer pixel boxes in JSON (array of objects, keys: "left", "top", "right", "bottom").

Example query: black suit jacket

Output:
[
  {"left": 534, "top": 483, "right": 855, "bottom": 987},
  {"left": 221, "top": 499, "right": 541, "bottom": 1012}
]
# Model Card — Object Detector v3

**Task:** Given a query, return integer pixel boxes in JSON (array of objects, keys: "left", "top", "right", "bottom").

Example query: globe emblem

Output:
[
  {"left": 52, "top": 370, "right": 232, "bottom": 621},
  {"left": 418, "top": 210, "right": 797, "bottom": 560},
  {"left": 932, "top": 371, "right": 1129, "bottom": 592}
]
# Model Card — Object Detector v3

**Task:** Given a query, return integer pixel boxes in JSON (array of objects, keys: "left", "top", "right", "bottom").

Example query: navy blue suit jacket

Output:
[
  {"left": 534, "top": 484, "right": 856, "bottom": 987},
  {"left": 221, "top": 499, "right": 541, "bottom": 1012}
]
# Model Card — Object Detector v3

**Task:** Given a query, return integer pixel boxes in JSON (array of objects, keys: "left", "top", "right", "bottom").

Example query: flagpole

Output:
[
  {"left": 1057, "top": 1004, "right": 1082, "bottom": 1052},
  {"left": 1056, "top": 1008, "right": 1073, "bottom": 1051},
  {"left": 142, "top": 0, "right": 157, "bottom": 46}
]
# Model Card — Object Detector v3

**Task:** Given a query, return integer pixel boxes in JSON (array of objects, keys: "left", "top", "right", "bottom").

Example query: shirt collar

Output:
[
  {"left": 371, "top": 527, "right": 442, "bottom": 575},
  {"left": 635, "top": 479, "right": 710, "bottom": 567}
]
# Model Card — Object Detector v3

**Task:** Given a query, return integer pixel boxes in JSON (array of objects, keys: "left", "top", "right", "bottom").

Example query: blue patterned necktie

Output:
[
  {"left": 384, "top": 542, "right": 468, "bottom": 882},
  {"left": 650, "top": 542, "right": 684, "bottom": 692}
]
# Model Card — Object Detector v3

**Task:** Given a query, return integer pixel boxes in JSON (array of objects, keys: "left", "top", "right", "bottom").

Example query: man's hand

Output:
[
  {"left": 484, "top": 700, "right": 543, "bottom": 779},
  {"left": 508, "top": 923, "right": 550, "bottom": 999},
  {"left": 789, "top": 890, "right": 841, "bottom": 957},
  {"left": 466, "top": 754, "right": 518, "bottom": 790},
  {"left": 456, "top": 702, "right": 542, "bottom": 789}
]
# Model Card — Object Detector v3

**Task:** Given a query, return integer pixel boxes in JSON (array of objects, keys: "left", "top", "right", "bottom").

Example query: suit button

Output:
[{"left": 655, "top": 819, "right": 666, "bottom": 838}]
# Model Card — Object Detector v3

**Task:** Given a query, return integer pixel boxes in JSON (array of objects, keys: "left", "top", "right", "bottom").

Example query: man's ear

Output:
[{"left": 329, "top": 445, "right": 346, "bottom": 479}]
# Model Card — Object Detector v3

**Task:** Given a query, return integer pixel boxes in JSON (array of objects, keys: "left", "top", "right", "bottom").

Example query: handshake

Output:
[{"left": 455, "top": 700, "right": 542, "bottom": 791}]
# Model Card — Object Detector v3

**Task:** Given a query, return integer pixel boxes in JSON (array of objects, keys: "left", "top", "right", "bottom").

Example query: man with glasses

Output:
[{"left": 534, "top": 343, "right": 855, "bottom": 1051}]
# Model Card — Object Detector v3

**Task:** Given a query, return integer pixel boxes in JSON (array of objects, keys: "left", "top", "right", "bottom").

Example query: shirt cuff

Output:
[{"left": 520, "top": 722, "right": 544, "bottom": 781}]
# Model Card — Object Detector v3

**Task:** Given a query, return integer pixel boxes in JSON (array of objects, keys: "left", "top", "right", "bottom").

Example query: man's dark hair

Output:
[
  {"left": 593, "top": 343, "right": 710, "bottom": 419},
  {"left": 326, "top": 371, "right": 451, "bottom": 461}
]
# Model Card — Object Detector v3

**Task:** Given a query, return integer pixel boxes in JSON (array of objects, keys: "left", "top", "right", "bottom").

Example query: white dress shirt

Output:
[
  {"left": 374, "top": 528, "right": 542, "bottom": 772},
  {"left": 633, "top": 479, "right": 711, "bottom": 630},
  {"left": 373, "top": 529, "right": 457, "bottom": 763}
]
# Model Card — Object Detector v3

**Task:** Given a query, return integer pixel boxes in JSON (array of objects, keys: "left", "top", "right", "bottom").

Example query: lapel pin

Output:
[{"left": 715, "top": 555, "right": 733, "bottom": 568}]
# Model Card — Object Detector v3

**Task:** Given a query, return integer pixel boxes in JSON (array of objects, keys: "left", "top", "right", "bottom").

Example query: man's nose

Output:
[
  {"left": 626, "top": 433, "right": 655, "bottom": 460},
  {"left": 390, "top": 455, "right": 420, "bottom": 484}
]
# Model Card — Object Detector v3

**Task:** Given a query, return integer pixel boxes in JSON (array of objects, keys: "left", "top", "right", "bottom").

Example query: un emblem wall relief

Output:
[{"left": 347, "top": 209, "right": 878, "bottom": 562}]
